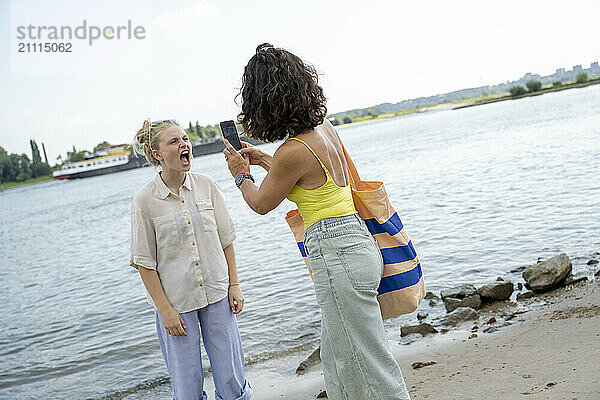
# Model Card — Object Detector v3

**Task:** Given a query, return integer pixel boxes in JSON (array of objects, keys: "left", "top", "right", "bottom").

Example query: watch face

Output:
[{"left": 235, "top": 174, "right": 246, "bottom": 187}]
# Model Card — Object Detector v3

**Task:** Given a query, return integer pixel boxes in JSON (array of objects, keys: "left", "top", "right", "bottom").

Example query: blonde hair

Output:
[{"left": 133, "top": 119, "right": 181, "bottom": 166}]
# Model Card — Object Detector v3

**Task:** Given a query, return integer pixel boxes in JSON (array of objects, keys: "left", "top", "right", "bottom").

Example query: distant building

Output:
[
  {"left": 573, "top": 65, "right": 583, "bottom": 72},
  {"left": 555, "top": 68, "right": 565, "bottom": 75},
  {"left": 591, "top": 62, "right": 600, "bottom": 73}
]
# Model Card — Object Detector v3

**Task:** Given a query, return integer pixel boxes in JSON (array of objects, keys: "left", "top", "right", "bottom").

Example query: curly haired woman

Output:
[{"left": 222, "top": 44, "right": 410, "bottom": 400}]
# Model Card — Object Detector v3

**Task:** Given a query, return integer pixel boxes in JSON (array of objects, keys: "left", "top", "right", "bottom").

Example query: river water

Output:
[{"left": 1, "top": 85, "right": 599, "bottom": 399}]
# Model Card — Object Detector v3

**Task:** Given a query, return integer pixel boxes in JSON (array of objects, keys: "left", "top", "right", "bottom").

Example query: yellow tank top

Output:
[{"left": 286, "top": 137, "right": 357, "bottom": 230}]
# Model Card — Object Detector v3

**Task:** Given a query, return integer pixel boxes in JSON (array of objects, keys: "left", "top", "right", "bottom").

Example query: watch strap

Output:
[{"left": 235, "top": 173, "right": 254, "bottom": 188}]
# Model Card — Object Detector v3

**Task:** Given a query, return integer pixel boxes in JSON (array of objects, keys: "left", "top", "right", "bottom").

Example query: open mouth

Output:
[{"left": 180, "top": 149, "right": 191, "bottom": 166}]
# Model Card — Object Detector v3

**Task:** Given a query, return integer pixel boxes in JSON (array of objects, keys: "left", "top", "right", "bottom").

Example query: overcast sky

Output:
[{"left": 1, "top": 0, "right": 598, "bottom": 162}]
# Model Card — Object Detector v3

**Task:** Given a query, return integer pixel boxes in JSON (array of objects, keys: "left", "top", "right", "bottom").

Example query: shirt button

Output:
[
  {"left": 195, "top": 262, "right": 200, "bottom": 266},
  {"left": 181, "top": 200, "right": 185, "bottom": 203},
  {"left": 192, "top": 242, "right": 196, "bottom": 246},
  {"left": 187, "top": 221, "right": 191, "bottom": 224}
]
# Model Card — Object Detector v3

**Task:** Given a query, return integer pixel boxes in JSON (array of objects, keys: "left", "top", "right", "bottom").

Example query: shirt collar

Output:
[
  {"left": 153, "top": 172, "right": 191, "bottom": 199},
  {"left": 181, "top": 173, "right": 192, "bottom": 191}
]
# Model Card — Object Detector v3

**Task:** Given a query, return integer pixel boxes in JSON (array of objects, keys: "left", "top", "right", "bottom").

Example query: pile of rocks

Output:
[
  {"left": 401, "top": 253, "right": 591, "bottom": 335},
  {"left": 437, "top": 279, "right": 514, "bottom": 327}
]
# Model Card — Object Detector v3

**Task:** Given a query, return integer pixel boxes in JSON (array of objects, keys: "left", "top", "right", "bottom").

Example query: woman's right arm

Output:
[
  {"left": 131, "top": 203, "right": 186, "bottom": 336},
  {"left": 136, "top": 265, "right": 187, "bottom": 336},
  {"left": 224, "top": 140, "right": 306, "bottom": 215}
]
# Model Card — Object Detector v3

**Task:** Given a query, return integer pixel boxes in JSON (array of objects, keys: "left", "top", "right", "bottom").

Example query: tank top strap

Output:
[{"left": 287, "top": 137, "right": 329, "bottom": 171}]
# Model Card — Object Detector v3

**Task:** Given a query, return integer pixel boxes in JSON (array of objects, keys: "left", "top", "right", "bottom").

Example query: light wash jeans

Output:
[
  {"left": 305, "top": 214, "right": 411, "bottom": 400},
  {"left": 155, "top": 296, "right": 253, "bottom": 400}
]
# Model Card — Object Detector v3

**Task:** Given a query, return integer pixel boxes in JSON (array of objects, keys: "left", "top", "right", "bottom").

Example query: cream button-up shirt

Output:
[{"left": 130, "top": 172, "right": 236, "bottom": 313}]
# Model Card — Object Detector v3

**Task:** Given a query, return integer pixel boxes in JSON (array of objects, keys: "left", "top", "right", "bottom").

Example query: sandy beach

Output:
[
  {"left": 241, "top": 277, "right": 600, "bottom": 400},
  {"left": 125, "top": 276, "right": 600, "bottom": 400}
]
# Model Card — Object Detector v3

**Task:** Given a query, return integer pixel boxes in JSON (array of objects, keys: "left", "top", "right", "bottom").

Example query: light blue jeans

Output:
[
  {"left": 155, "top": 297, "right": 253, "bottom": 400},
  {"left": 305, "top": 214, "right": 411, "bottom": 400}
]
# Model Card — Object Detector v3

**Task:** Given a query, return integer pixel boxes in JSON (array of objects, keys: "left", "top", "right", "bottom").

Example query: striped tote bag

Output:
[{"left": 285, "top": 143, "right": 425, "bottom": 319}]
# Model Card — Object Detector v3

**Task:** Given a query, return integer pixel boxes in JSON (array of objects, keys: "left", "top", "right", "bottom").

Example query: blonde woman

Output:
[{"left": 130, "top": 119, "right": 252, "bottom": 400}]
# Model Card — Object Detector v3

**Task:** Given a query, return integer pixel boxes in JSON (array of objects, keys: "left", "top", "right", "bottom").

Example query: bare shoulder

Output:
[{"left": 273, "top": 139, "right": 308, "bottom": 166}]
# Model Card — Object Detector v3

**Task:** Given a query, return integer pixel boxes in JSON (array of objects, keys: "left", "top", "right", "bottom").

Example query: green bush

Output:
[
  {"left": 525, "top": 80, "right": 542, "bottom": 92},
  {"left": 576, "top": 73, "right": 588, "bottom": 83},
  {"left": 509, "top": 85, "right": 527, "bottom": 97},
  {"left": 552, "top": 81, "right": 562, "bottom": 88},
  {"left": 343, "top": 116, "right": 352, "bottom": 124}
]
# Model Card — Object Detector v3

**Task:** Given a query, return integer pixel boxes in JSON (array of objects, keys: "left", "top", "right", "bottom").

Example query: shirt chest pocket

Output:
[
  {"left": 195, "top": 201, "right": 217, "bottom": 232},
  {"left": 152, "top": 214, "right": 180, "bottom": 247}
]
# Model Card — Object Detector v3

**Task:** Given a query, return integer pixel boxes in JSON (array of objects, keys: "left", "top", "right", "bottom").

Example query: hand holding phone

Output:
[{"left": 219, "top": 120, "right": 242, "bottom": 151}]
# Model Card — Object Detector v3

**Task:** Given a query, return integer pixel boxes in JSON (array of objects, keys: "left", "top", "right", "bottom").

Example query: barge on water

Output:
[{"left": 53, "top": 137, "right": 262, "bottom": 180}]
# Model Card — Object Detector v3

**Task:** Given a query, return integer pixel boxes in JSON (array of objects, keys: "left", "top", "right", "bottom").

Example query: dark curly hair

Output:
[{"left": 237, "top": 43, "right": 327, "bottom": 142}]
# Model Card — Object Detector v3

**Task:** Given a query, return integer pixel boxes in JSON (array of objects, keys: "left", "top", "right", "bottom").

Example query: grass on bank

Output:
[{"left": 2, "top": 175, "right": 54, "bottom": 190}]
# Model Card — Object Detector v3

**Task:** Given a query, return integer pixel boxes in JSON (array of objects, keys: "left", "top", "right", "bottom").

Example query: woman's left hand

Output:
[
  {"left": 228, "top": 285, "right": 245, "bottom": 314},
  {"left": 223, "top": 139, "right": 250, "bottom": 178}
]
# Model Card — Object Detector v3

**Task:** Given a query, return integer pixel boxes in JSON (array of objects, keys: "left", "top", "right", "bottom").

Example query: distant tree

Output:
[
  {"left": 93, "top": 141, "right": 111, "bottom": 152},
  {"left": 2, "top": 153, "right": 20, "bottom": 183},
  {"left": 0, "top": 146, "right": 8, "bottom": 183},
  {"left": 509, "top": 85, "right": 527, "bottom": 97},
  {"left": 525, "top": 80, "right": 542, "bottom": 92},
  {"left": 552, "top": 81, "right": 562, "bottom": 88},
  {"left": 576, "top": 73, "right": 588, "bottom": 83},
  {"left": 343, "top": 116, "right": 353, "bottom": 124},
  {"left": 32, "top": 161, "right": 51, "bottom": 177},
  {"left": 330, "top": 117, "right": 342, "bottom": 126},
  {"left": 0, "top": 145, "right": 53, "bottom": 183},
  {"left": 13, "top": 153, "right": 32, "bottom": 182},
  {"left": 195, "top": 121, "right": 202, "bottom": 138},
  {"left": 29, "top": 139, "right": 51, "bottom": 177},
  {"left": 30, "top": 139, "right": 42, "bottom": 164},
  {"left": 68, "top": 146, "right": 88, "bottom": 162},
  {"left": 206, "top": 124, "right": 220, "bottom": 138},
  {"left": 183, "top": 122, "right": 199, "bottom": 140},
  {"left": 366, "top": 108, "right": 378, "bottom": 119}
]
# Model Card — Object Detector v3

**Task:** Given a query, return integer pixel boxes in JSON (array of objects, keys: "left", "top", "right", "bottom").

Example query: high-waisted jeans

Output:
[{"left": 305, "top": 214, "right": 411, "bottom": 400}]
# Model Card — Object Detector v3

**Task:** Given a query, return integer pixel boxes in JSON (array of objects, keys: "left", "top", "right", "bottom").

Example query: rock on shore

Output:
[
  {"left": 477, "top": 281, "right": 514, "bottom": 301},
  {"left": 441, "top": 284, "right": 482, "bottom": 312},
  {"left": 441, "top": 307, "right": 478, "bottom": 326},
  {"left": 401, "top": 323, "right": 438, "bottom": 337},
  {"left": 522, "top": 253, "right": 572, "bottom": 293},
  {"left": 296, "top": 347, "right": 321, "bottom": 375}
]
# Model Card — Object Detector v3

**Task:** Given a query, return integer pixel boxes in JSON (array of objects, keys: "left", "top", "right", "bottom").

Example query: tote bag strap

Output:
[
  {"left": 339, "top": 138, "right": 364, "bottom": 188},
  {"left": 328, "top": 120, "right": 363, "bottom": 186}
]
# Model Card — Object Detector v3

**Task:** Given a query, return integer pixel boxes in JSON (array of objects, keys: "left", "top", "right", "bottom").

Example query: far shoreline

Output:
[
  {"left": 4, "top": 79, "right": 598, "bottom": 192},
  {"left": 453, "top": 78, "right": 600, "bottom": 110},
  {"left": 1, "top": 175, "right": 54, "bottom": 191}
]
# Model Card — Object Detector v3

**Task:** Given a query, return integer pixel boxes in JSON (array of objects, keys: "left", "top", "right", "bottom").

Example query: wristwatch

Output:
[{"left": 235, "top": 173, "right": 255, "bottom": 188}]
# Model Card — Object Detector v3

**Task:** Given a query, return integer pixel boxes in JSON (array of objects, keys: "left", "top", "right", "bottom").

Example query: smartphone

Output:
[{"left": 219, "top": 120, "right": 242, "bottom": 151}]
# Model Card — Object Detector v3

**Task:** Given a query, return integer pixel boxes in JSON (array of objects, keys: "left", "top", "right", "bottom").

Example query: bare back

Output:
[{"left": 286, "top": 121, "right": 350, "bottom": 190}]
